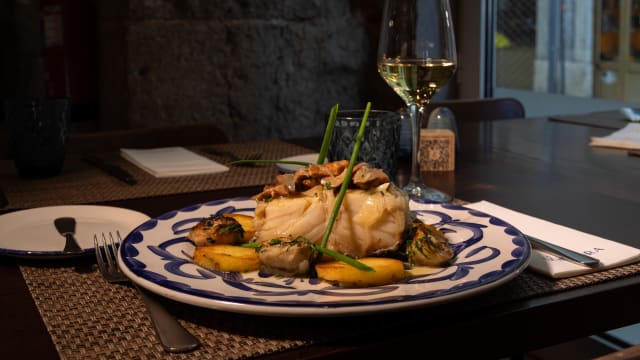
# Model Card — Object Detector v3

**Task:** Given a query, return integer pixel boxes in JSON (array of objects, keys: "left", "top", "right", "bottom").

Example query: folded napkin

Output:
[
  {"left": 120, "top": 146, "right": 229, "bottom": 177},
  {"left": 621, "top": 107, "right": 640, "bottom": 122},
  {"left": 590, "top": 122, "right": 640, "bottom": 149},
  {"left": 466, "top": 201, "right": 640, "bottom": 278}
]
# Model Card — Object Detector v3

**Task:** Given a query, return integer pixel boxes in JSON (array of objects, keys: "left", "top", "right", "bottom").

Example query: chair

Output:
[
  {"left": 1, "top": 123, "right": 230, "bottom": 159},
  {"left": 66, "top": 123, "right": 229, "bottom": 155},
  {"left": 422, "top": 97, "right": 526, "bottom": 154},
  {"left": 423, "top": 97, "right": 526, "bottom": 123}
]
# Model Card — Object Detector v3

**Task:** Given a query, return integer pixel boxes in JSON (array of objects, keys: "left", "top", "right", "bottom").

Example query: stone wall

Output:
[
  {"left": 3, "top": 0, "right": 404, "bottom": 141},
  {"left": 99, "top": 0, "right": 393, "bottom": 142}
]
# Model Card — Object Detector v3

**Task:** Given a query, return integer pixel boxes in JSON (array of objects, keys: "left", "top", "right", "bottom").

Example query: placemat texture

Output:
[
  {"left": 19, "top": 259, "right": 640, "bottom": 359},
  {"left": 549, "top": 111, "right": 629, "bottom": 130},
  {"left": 0, "top": 141, "right": 314, "bottom": 210}
]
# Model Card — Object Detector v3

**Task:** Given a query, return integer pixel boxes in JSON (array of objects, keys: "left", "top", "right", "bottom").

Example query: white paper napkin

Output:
[
  {"left": 466, "top": 201, "right": 640, "bottom": 278},
  {"left": 590, "top": 123, "right": 640, "bottom": 150},
  {"left": 120, "top": 146, "right": 229, "bottom": 178}
]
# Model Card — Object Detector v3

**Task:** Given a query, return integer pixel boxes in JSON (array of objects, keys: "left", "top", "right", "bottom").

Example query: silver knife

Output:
[
  {"left": 134, "top": 284, "right": 201, "bottom": 353},
  {"left": 82, "top": 154, "right": 138, "bottom": 185},
  {"left": 54, "top": 217, "right": 85, "bottom": 254},
  {"left": 526, "top": 235, "right": 600, "bottom": 267}
]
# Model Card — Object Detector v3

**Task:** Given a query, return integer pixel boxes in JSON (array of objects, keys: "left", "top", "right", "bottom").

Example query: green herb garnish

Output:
[
  {"left": 241, "top": 236, "right": 372, "bottom": 272},
  {"left": 241, "top": 241, "right": 262, "bottom": 253},
  {"left": 311, "top": 244, "right": 373, "bottom": 272},
  {"left": 230, "top": 159, "right": 312, "bottom": 166},
  {"left": 316, "top": 102, "right": 374, "bottom": 272},
  {"left": 241, "top": 242, "right": 261, "bottom": 248},
  {"left": 269, "top": 236, "right": 307, "bottom": 247},
  {"left": 317, "top": 103, "right": 339, "bottom": 164},
  {"left": 219, "top": 222, "right": 243, "bottom": 236},
  {"left": 239, "top": 103, "right": 375, "bottom": 273}
]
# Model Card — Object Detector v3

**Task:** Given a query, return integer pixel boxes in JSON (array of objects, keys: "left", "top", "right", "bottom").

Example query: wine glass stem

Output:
[{"left": 408, "top": 103, "right": 422, "bottom": 185}]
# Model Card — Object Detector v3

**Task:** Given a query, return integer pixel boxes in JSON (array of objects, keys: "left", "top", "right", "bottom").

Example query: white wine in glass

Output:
[{"left": 377, "top": 0, "right": 457, "bottom": 202}]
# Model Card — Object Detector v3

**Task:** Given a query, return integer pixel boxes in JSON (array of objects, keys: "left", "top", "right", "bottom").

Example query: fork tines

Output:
[{"left": 94, "top": 231, "right": 123, "bottom": 277}]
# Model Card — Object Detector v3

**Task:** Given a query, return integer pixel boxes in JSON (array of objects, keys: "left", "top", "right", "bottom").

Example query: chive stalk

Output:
[
  {"left": 311, "top": 245, "right": 372, "bottom": 271},
  {"left": 317, "top": 102, "right": 373, "bottom": 272},
  {"left": 316, "top": 103, "right": 339, "bottom": 164},
  {"left": 230, "top": 159, "right": 312, "bottom": 166},
  {"left": 242, "top": 240, "right": 372, "bottom": 271},
  {"left": 241, "top": 103, "right": 376, "bottom": 273}
]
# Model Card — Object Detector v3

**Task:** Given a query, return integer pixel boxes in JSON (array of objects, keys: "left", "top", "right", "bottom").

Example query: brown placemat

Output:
[
  {"left": 14, "top": 197, "right": 640, "bottom": 358},
  {"left": 19, "top": 258, "right": 640, "bottom": 359},
  {"left": 0, "top": 141, "right": 315, "bottom": 210},
  {"left": 20, "top": 263, "right": 312, "bottom": 359},
  {"left": 549, "top": 110, "right": 631, "bottom": 130}
]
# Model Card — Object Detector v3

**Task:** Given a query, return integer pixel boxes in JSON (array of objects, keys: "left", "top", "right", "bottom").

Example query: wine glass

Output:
[{"left": 377, "top": 0, "right": 457, "bottom": 202}]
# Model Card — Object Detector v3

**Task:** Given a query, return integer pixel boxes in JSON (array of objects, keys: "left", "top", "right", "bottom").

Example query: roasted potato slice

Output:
[
  {"left": 315, "top": 257, "right": 406, "bottom": 288},
  {"left": 193, "top": 244, "right": 260, "bottom": 273}
]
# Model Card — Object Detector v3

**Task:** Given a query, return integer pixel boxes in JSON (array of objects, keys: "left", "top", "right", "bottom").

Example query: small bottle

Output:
[{"left": 427, "top": 106, "right": 460, "bottom": 151}]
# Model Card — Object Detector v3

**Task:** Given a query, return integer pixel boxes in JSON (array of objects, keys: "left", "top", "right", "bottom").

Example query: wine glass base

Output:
[{"left": 403, "top": 183, "right": 452, "bottom": 202}]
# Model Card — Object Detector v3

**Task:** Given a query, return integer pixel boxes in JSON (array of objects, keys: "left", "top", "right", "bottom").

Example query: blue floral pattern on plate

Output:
[{"left": 119, "top": 197, "right": 531, "bottom": 317}]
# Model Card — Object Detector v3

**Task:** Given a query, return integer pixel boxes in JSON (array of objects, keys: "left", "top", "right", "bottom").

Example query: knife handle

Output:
[
  {"left": 134, "top": 284, "right": 201, "bottom": 353},
  {"left": 527, "top": 235, "right": 600, "bottom": 267},
  {"left": 82, "top": 154, "right": 138, "bottom": 185},
  {"left": 63, "top": 233, "right": 83, "bottom": 254}
]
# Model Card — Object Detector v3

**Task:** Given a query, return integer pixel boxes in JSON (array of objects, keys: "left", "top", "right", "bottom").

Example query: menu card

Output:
[
  {"left": 590, "top": 123, "right": 640, "bottom": 149},
  {"left": 121, "top": 147, "right": 229, "bottom": 178}
]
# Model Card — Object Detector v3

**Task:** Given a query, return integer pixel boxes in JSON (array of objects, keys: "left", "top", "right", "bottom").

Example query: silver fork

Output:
[{"left": 94, "top": 232, "right": 201, "bottom": 353}]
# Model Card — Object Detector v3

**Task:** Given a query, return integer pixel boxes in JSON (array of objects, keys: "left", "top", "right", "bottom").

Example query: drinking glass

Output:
[
  {"left": 328, "top": 110, "right": 401, "bottom": 179},
  {"left": 4, "top": 97, "right": 69, "bottom": 178},
  {"left": 377, "top": 0, "right": 457, "bottom": 201}
]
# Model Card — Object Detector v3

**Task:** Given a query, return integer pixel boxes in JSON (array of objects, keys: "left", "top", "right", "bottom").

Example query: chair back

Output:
[
  {"left": 66, "top": 123, "right": 229, "bottom": 155},
  {"left": 424, "top": 97, "right": 525, "bottom": 122},
  {"left": 422, "top": 97, "right": 525, "bottom": 154}
]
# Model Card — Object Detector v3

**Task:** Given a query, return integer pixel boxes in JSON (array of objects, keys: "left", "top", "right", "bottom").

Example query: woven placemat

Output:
[
  {"left": 20, "top": 263, "right": 312, "bottom": 359},
  {"left": 13, "top": 181, "right": 640, "bottom": 358},
  {"left": 19, "top": 258, "right": 640, "bottom": 359},
  {"left": 0, "top": 141, "right": 314, "bottom": 210}
]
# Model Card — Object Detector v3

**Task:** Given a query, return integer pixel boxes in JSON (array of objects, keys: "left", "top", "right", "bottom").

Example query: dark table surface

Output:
[{"left": 2, "top": 115, "right": 639, "bottom": 359}]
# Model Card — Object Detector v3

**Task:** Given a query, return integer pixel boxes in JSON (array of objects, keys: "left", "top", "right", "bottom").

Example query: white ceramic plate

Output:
[
  {"left": 0, "top": 205, "right": 150, "bottom": 258},
  {"left": 119, "top": 198, "right": 531, "bottom": 317},
  {"left": 275, "top": 153, "right": 319, "bottom": 172}
]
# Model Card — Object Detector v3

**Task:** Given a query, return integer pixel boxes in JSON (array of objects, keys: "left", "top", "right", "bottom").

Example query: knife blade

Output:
[
  {"left": 82, "top": 154, "right": 137, "bottom": 185},
  {"left": 54, "top": 217, "right": 84, "bottom": 254},
  {"left": 526, "top": 235, "right": 600, "bottom": 267}
]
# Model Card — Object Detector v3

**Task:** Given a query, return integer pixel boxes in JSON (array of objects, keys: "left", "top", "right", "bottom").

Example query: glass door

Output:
[
  {"left": 457, "top": 0, "right": 636, "bottom": 117},
  {"left": 594, "top": 0, "right": 640, "bottom": 102}
]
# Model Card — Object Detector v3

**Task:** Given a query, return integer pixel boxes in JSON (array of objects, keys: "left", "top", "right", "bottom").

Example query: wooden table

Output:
[{"left": 2, "top": 116, "right": 640, "bottom": 359}]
